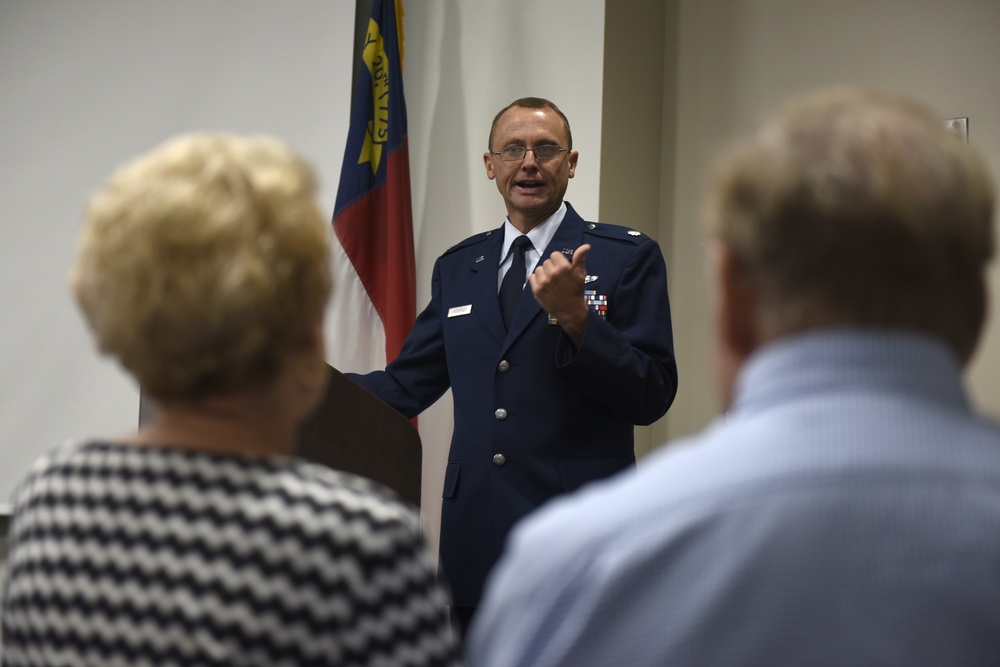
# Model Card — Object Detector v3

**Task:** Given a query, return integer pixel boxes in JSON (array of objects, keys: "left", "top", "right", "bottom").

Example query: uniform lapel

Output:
[{"left": 468, "top": 227, "right": 507, "bottom": 344}]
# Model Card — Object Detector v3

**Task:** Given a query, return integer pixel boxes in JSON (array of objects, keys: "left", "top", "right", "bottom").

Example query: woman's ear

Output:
[
  {"left": 293, "top": 319, "right": 328, "bottom": 393},
  {"left": 306, "top": 319, "right": 325, "bottom": 363}
]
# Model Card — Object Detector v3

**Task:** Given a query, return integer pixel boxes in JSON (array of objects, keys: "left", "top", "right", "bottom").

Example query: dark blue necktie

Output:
[{"left": 499, "top": 235, "right": 533, "bottom": 329}]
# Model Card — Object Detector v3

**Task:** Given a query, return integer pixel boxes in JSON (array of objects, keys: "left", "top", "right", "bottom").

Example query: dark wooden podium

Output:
[
  {"left": 296, "top": 365, "right": 422, "bottom": 507},
  {"left": 138, "top": 366, "right": 422, "bottom": 507}
]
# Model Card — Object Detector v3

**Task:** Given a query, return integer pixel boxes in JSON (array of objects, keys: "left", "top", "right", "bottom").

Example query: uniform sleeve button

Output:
[
  {"left": 493, "top": 453, "right": 506, "bottom": 466},
  {"left": 494, "top": 408, "right": 508, "bottom": 420}
]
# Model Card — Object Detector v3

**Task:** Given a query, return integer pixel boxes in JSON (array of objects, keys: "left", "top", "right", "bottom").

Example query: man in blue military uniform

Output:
[{"left": 349, "top": 97, "right": 677, "bottom": 634}]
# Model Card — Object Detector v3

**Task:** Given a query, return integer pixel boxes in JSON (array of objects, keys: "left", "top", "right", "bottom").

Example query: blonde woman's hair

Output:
[{"left": 71, "top": 133, "right": 332, "bottom": 399}]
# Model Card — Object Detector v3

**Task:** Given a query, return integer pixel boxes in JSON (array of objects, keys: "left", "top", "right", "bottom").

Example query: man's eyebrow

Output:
[{"left": 501, "top": 135, "right": 560, "bottom": 146}]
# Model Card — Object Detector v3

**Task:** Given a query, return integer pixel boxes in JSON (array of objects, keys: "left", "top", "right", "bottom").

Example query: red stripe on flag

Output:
[{"left": 333, "top": 140, "right": 416, "bottom": 362}]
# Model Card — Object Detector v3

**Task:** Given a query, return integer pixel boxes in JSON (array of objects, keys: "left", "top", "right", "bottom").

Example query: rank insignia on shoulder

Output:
[
  {"left": 585, "top": 290, "right": 608, "bottom": 317},
  {"left": 628, "top": 230, "right": 641, "bottom": 236}
]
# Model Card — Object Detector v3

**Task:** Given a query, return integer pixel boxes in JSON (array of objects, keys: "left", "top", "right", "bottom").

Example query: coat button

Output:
[
  {"left": 495, "top": 408, "right": 508, "bottom": 420},
  {"left": 498, "top": 360, "right": 510, "bottom": 373},
  {"left": 493, "top": 453, "right": 506, "bottom": 466},
  {"left": 587, "top": 223, "right": 596, "bottom": 230}
]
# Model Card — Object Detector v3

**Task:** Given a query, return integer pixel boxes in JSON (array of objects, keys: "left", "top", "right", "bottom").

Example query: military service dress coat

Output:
[{"left": 349, "top": 202, "right": 678, "bottom": 607}]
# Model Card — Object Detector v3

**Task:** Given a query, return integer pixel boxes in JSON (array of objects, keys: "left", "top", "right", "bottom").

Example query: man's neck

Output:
[
  {"left": 127, "top": 392, "right": 298, "bottom": 458},
  {"left": 508, "top": 203, "right": 563, "bottom": 234},
  {"left": 507, "top": 201, "right": 564, "bottom": 234}
]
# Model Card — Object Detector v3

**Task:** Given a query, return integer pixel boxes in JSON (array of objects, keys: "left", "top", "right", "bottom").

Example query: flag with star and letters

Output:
[{"left": 331, "top": 0, "right": 415, "bottom": 369}]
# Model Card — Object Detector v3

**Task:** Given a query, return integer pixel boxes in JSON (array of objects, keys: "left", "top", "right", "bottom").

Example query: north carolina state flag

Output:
[{"left": 331, "top": 0, "right": 415, "bottom": 369}]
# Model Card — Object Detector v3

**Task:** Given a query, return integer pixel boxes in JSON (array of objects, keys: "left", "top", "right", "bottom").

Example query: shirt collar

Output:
[{"left": 500, "top": 202, "right": 567, "bottom": 266}]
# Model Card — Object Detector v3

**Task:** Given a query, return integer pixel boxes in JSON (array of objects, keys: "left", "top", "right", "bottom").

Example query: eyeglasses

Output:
[{"left": 491, "top": 145, "right": 567, "bottom": 161}]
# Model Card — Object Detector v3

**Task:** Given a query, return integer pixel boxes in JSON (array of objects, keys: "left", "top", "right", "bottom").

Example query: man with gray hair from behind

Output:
[{"left": 468, "top": 87, "right": 1000, "bottom": 666}]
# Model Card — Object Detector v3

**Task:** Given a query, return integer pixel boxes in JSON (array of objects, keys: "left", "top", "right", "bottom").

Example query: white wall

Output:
[
  {"left": 0, "top": 1, "right": 351, "bottom": 510},
  {"left": 0, "top": 1, "right": 608, "bottom": 553}
]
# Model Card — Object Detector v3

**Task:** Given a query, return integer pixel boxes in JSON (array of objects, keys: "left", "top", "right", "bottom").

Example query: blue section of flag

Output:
[{"left": 334, "top": 0, "right": 407, "bottom": 218}]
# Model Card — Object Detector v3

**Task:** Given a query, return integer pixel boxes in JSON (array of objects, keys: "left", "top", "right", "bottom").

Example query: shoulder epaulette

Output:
[
  {"left": 582, "top": 221, "right": 648, "bottom": 244},
  {"left": 442, "top": 229, "right": 497, "bottom": 256}
]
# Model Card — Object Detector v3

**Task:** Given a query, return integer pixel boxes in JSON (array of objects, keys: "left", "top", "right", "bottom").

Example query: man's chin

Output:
[{"left": 509, "top": 193, "right": 553, "bottom": 213}]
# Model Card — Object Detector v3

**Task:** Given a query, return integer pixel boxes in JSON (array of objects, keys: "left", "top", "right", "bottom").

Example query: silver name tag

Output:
[{"left": 448, "top": 305, "right": 473, "bottom": 318}]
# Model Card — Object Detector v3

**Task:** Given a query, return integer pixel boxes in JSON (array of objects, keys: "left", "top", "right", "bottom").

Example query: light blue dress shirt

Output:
[{"left": 469, "top": 329, "right": 1000, "bottom": 666}]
